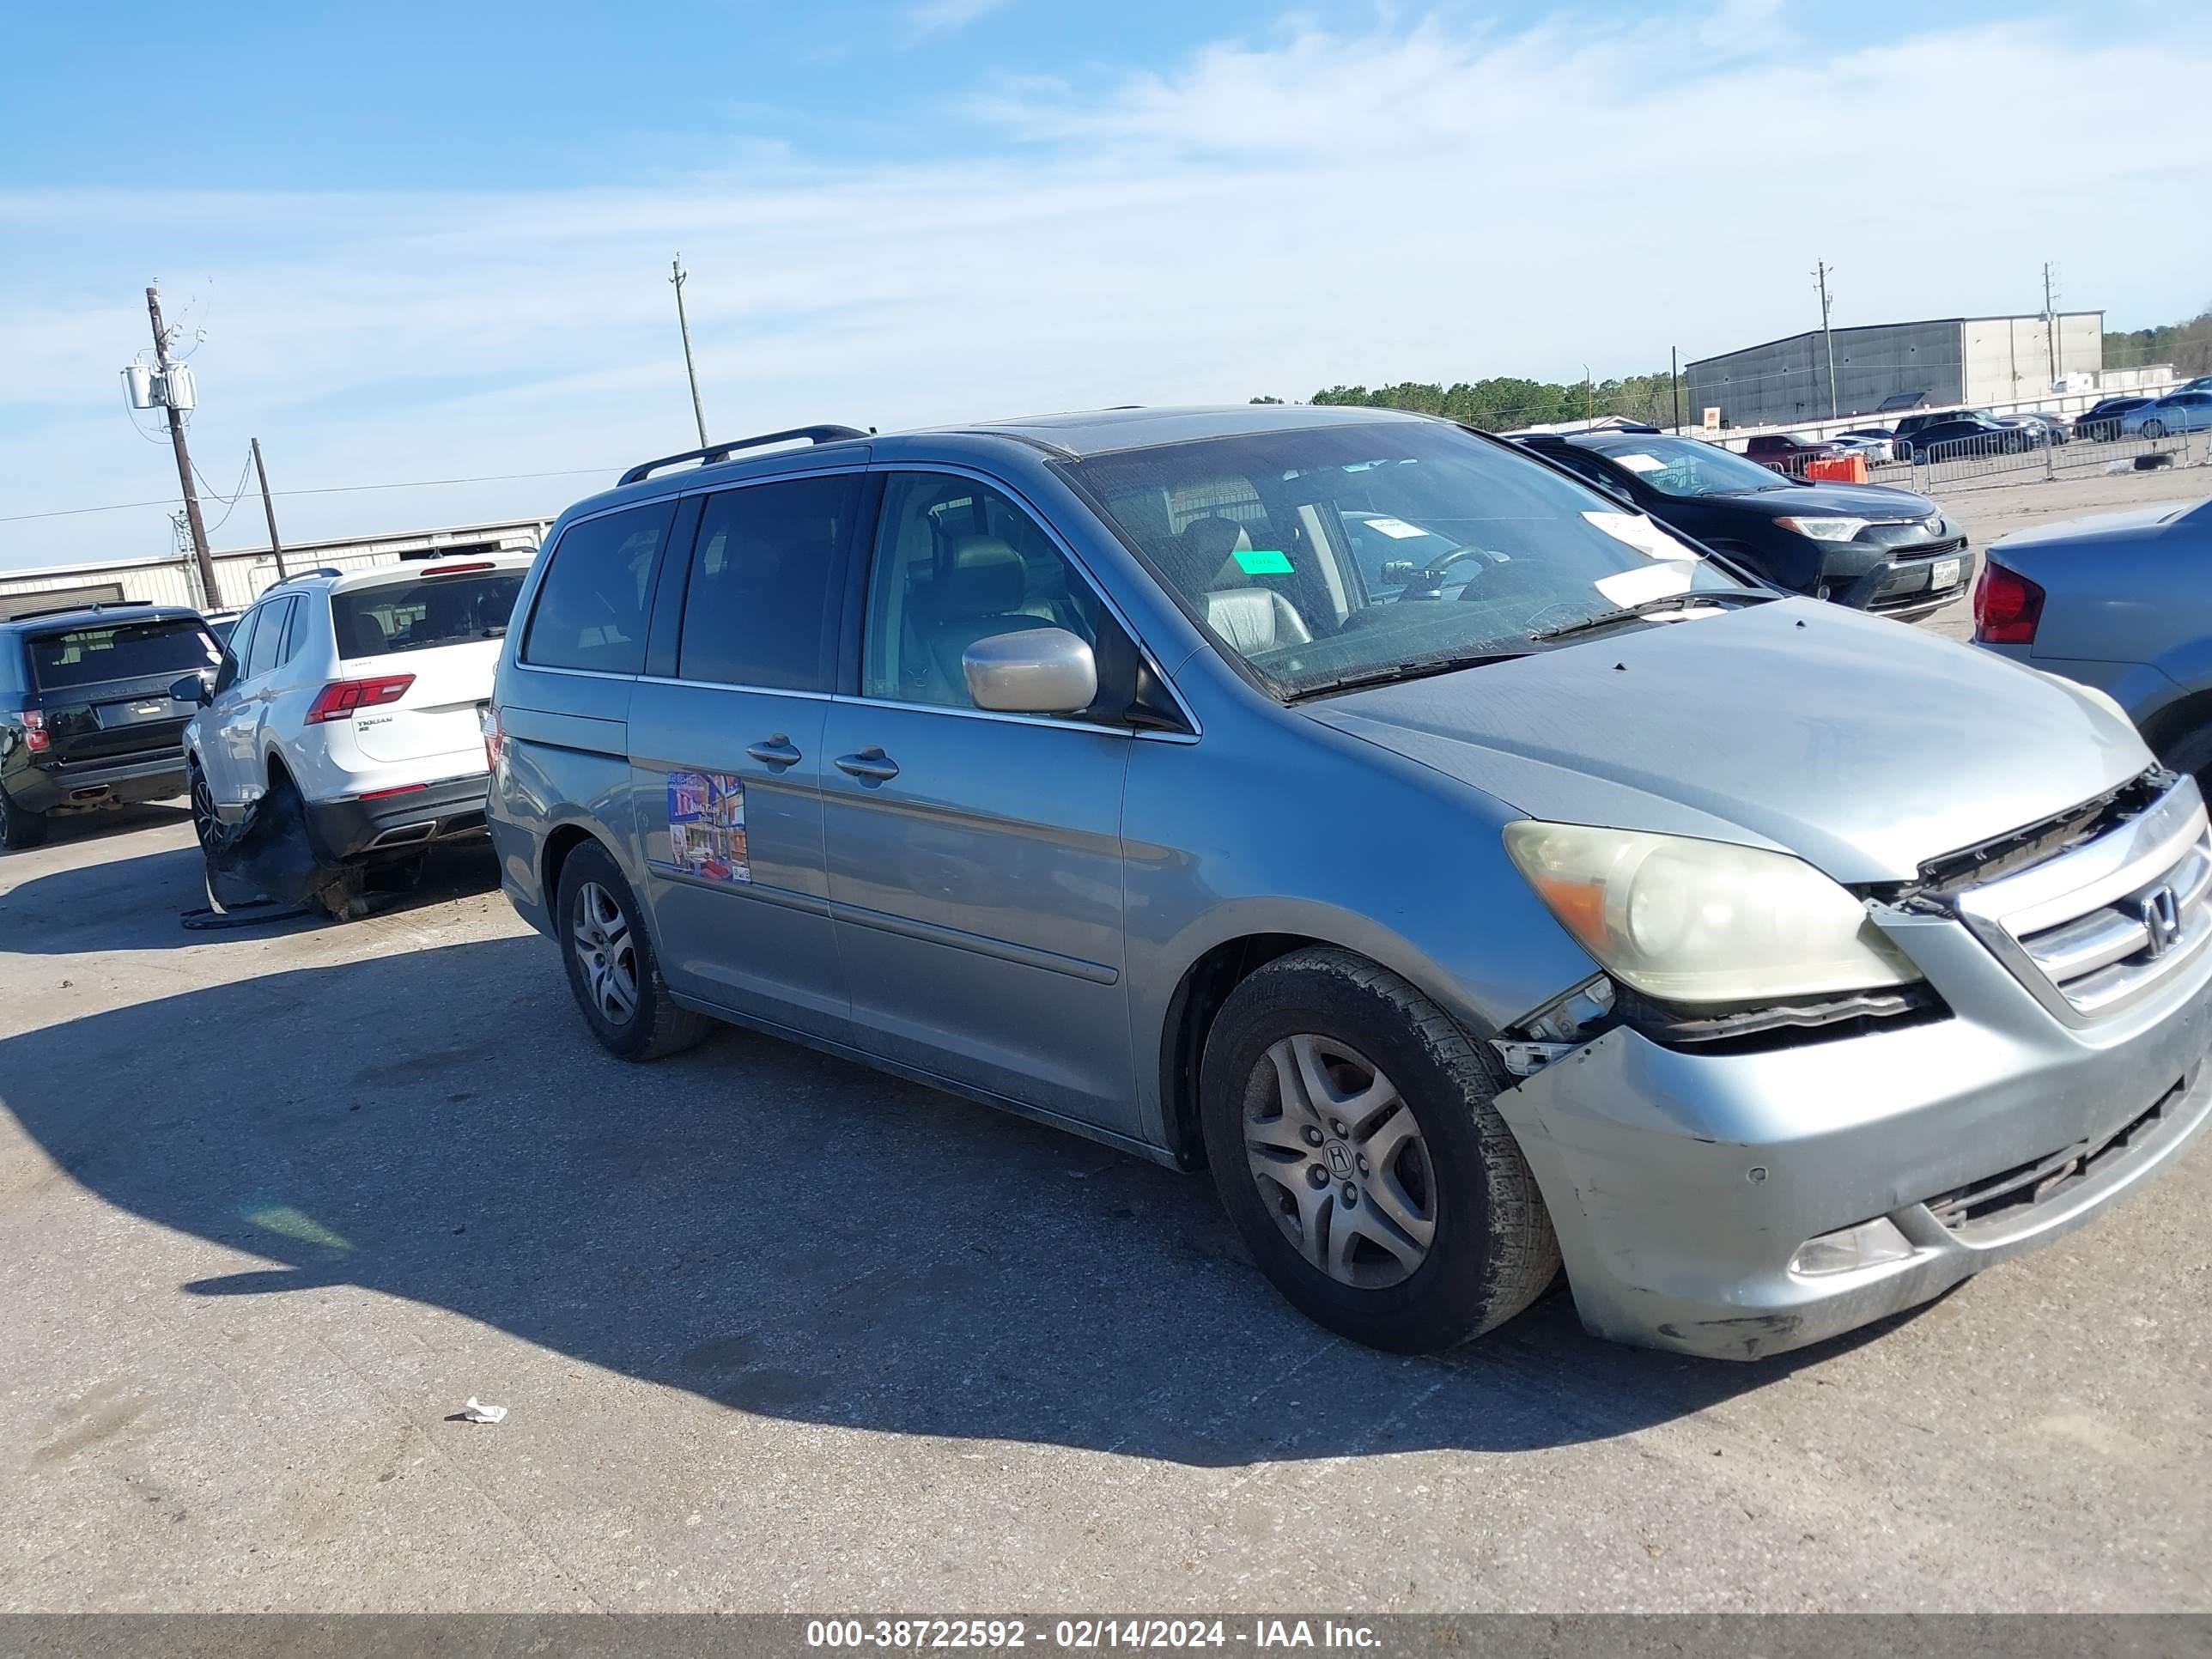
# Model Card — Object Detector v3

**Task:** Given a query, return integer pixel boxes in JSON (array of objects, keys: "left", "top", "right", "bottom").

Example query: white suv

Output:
[{"left": 179, "top": 555, "right": 531, "bottom": 867}]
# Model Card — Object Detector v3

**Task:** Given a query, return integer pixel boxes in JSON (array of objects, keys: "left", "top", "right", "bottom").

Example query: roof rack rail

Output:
[
  {"left": 7, "top": 599, "right": 156, "bottom": 623},
  {"left": 618, "top": 425, "right": 868, "bottom": 488},
  {"left": 266, "top": 567, "right": 347, "bottom": 588}
]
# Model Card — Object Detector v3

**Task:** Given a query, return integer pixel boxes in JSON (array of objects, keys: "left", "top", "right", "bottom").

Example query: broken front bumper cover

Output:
[{"left": 1493, "top": 914, "right": 2212, "bottom": 1361}]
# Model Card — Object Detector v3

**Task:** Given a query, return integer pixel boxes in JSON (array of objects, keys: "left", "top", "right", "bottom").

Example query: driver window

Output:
[
  {"left": 862, "top": 473, "right": 1100, "bottom": 713},
  {"left": 212, "top": 608, "right": 260, "bottom": 695}
]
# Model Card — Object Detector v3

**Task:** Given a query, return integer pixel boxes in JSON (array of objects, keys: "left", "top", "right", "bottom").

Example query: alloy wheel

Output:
[
  {"left": 1243, "top": 1033, "right": 1437, "bottom": 1289},
  {"left": 572, "top": 879, "right": 640, "bottom": 1025},
  {"left": 189, "top": 767, "right": 217, "bottom": 849}
]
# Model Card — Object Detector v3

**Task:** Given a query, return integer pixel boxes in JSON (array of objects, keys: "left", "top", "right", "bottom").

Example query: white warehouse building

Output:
[
  {"left": 1684, "top": 313, "right": 2110, "bottom": 430},
  {"left": 0, "top": 518, "right": 550, "bottom": 621}
]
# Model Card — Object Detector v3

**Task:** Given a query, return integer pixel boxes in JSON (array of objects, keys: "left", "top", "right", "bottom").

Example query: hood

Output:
[
  {"left": 1711, "top": 479, "right": 1939, "bottom": 520},
  {"left": 1304, "top": 599, "right": 2148, "bottom": 884}
]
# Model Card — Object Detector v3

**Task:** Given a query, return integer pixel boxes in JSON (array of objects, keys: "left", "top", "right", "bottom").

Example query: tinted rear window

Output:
[
  {"left": 333, "top": 570, "right": 525, "bottom": 659},
  {"left": 678, "top": 474, "right": 858, "bottom": 690},
  {"left": 523, "top": 504, "right": 675, "bottom": 675},
  {"left": 29, "top": 617, "right": 219, "bottom": 691}
]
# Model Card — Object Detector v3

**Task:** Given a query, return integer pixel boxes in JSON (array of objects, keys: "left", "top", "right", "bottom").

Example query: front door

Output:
[
  {"left": 629, "top": 471, "right": 865, "bottom": 1044},
  {"left": 818, "top": 470, "right": 1136, "bottom": 1136}
]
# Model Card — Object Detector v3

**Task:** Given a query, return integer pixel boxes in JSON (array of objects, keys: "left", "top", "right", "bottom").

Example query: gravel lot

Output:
[{"left": 3, "top": 465, "right": 2209, "bottom": 1616}]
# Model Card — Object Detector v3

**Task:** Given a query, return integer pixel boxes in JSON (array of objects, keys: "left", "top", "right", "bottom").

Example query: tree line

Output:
[
  {"left": 2105, "top": 307, "right": 2212, "bottom": 378},
  {"left": 1253, "top": 370, "right": 1683, "bottom": 432},
  {"left": 1267, "top": 307, "right": 2212, "bottom": 431}
]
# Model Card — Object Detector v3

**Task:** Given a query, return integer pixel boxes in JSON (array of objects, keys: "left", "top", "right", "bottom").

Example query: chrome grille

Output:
[{"left": 1953, "top": 778, "right": 2212, "bottom": 1024}]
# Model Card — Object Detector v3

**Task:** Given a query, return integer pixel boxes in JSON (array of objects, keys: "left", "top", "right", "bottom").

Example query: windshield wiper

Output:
[
  {"left": 1528, "top": 591, "right": 1768, "bottom": 643},
  {"left": 1285, "top": 647, "right": 1529, "bottom": 702}
]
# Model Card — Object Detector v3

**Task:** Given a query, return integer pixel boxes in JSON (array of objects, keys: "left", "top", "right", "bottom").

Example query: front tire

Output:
[
  {"left": 556, "top": 840, "right": 712, "bottom": 1061},
  {"left": 2158, "top": 724, "right": 2212, "bottom": 804},
  {"left": 0, "top": 785, "right": 47, "bottom": 851},
  {"left": 2143, "top": 421, "right": 2166, "bottom": 440},
  {"left": 1199, "top": 947, "right": 1559, "bottom": 1353}
]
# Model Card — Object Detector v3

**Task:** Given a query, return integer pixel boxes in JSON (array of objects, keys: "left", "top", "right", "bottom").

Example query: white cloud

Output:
[{"left": 3, "top": 5, "right": 2208, "bottom": 571}]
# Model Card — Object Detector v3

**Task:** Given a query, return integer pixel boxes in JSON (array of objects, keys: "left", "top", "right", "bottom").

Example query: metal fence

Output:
[{"left": 1863, "top": 427, "right": 2201, "bottom": 494}]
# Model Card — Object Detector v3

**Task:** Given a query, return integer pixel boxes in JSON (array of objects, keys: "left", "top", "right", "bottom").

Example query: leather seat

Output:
[
  {"left": 1206, "top": 586, "right": 1312, "bottom": 654},
  {"left": 346, "top": 612, "right": 388, "bottom": 658},
  {"left": 921, "top": 536, "right": 1055, "bottom": 702},
  {"left": 1176, "top": 516, "right": 1313, "bottom": 655}
]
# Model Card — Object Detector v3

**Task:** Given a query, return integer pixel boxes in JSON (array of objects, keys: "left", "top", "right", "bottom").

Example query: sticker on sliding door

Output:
[{"left": 668, "top": 770, "right": 749, "bottom": 884}]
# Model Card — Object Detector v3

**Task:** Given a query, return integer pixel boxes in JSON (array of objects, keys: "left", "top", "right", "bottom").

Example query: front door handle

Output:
[
  {"left": 745, "top": 734, "right": 802, "bottom": 768},
  {"left": 834, "top": 747, "right": 900, "bottom": 783}
]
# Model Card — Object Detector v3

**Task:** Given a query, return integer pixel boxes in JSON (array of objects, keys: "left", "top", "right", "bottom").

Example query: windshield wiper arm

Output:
[
  {"left": 1528, "top": 591, "right": 1767, "bottom": 644},
  {"left": 1285, "top": 647, "right": 1529, "bottom": 702}
]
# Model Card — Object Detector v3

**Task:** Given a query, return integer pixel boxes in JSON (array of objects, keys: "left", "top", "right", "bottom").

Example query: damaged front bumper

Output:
[{"left": 1492, "top": 915, "right": 2212, "bottom": 1361}]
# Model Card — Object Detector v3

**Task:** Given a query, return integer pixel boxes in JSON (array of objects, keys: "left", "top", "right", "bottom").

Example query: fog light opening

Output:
[{"left": 1790, "top": 1216, "right": 1916, "bottom": 1277}]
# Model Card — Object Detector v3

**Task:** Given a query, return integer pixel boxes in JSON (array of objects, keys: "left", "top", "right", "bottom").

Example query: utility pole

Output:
[
  {"left": 1582, "top": 363, "right": 1593, "bottom": 425},
  {"left": 2042, "top": 260, "right": 2060, "bottom": 386},
  {"left": 1670, "top": 345, "right": 1681, "bottom": 432},
  {"left": 147, "top": 285, "right": 221, "bottom": 607},
  {"left": 252, "top": 438, "right": 289, "bottom": 582},
  {"left": 1813, "top": 262, "right": 1839, "bottom": 419},
  {"left": 670, "top": 254, "right": 708, "bottom": 449}
]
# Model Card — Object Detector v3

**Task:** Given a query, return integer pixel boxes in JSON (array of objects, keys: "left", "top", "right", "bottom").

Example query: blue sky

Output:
[{"left": 3, "top": 0, "right": 2206, "bottom": 569}]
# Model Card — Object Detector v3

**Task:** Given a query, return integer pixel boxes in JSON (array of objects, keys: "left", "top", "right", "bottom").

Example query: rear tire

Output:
[
  {"left": 0, "top": 786, "right": 47, "bottom": 851},
  {"left": 1199, "top": 946, "right": 1559, "bottom": 1354},
  {"left": 2143, "top": 421, "right": 2166, "bottom": 440},
  {"left": 556, "top": 839, "right": 712, "bottom": 1061}
]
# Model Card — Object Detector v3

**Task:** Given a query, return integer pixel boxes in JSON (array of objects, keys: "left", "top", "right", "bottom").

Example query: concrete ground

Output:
[{"left": 3, "top": 465, "right": 2209, "bottom": 1615}]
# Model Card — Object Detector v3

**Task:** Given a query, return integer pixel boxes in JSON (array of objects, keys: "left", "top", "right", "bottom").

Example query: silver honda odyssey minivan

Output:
[{"left": 486, "top": 406, "right": 2211, "bottom": 1360}]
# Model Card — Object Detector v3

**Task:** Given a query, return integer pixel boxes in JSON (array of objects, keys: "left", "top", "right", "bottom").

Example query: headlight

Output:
[
  {"left": 1773, "top": 516, "right": 1870, "bottom": 542},
  {"left": 1502, "top": 822, "right": 1922, "bottom": 1005}
]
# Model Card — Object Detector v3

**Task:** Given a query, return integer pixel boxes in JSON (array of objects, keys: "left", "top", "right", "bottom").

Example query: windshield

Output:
[
  {"left": 1069, "top": 422, "right": 1757, "bottom": 699},
  {"left": 29, "top": 617, "right": 219, "bottom": 691},
  {"left": 331, "top": 569, "right": 523, "bottom": 657},
  {"left": 1584, "top": 437, "right": 1795, "bottom": 500}
]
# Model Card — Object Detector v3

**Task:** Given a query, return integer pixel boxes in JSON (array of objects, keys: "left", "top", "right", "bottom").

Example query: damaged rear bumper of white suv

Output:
[{"left": 1493, "top": 775, "right": 2212, "bottom": 1361}]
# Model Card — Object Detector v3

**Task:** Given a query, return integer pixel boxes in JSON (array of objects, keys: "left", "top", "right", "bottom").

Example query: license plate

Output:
[{"left": 1929, "top": 556, "right": 1961, "bottom": 591}]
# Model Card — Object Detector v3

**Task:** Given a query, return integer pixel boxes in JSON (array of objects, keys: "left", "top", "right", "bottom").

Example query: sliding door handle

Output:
[
  {"left": 745, "top": 735, "right": 802, "bottom": 768},
  {"left": 834, "top": 747, "right": 900, "bottom": 782}
]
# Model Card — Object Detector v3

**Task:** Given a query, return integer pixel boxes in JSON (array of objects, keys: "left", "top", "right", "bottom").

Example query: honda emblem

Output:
[{"left": 2137, "top": 886, "right": 2183, "bottom": 957}]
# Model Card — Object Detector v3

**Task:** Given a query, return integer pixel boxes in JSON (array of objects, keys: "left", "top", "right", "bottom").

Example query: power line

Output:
[{"left": 0, "top": 463, "right": 619, "bottom": 526}]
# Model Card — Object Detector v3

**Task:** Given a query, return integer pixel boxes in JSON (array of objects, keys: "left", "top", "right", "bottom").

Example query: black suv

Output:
[
  {"left": 1518, "top": 432, "right": 1974, "bottom": 622},
  {"left": 0, "top": 601, "right": 221, "bottom": 848}
]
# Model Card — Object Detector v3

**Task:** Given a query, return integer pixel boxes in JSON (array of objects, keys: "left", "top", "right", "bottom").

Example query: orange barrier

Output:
[{"left": 1804, "top": 454, "right": 1869, "bottom": 484}]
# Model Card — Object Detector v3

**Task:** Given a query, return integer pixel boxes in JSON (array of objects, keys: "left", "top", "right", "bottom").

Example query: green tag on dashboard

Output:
[{"left": 1234, "top": 548, "right": 1294, "bottom": 574}]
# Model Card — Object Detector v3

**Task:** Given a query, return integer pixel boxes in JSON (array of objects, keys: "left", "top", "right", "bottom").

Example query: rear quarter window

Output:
[
  {"left": 333, "top": 569, "right": 526, "bottom": 659},
  {"left": 28, "top": 617, "right": 220, "bottom": 692},
  {"left": 521, "top": 504, "right": 675, "bottom": 675}
]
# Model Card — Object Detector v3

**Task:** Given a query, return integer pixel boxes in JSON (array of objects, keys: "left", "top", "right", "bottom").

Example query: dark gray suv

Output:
[{"left": 486, "top": 406, "right": 2211, "bottom": 1360}]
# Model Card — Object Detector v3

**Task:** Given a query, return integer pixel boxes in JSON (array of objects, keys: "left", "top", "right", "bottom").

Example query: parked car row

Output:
[
  {"left": 11, "top": 405, "right": 2211, "bottom": 1376},
  {"left": 1516, "top": 430, "right": 1973, "bottom": 622},
  {"left": 0, "top": 557, "right": 526, "bottom": 869}
]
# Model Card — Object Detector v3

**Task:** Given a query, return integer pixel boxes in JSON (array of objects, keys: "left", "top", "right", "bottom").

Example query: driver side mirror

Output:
[
  {"left": 963, "top": 627, "right": 1097, "bottom": 716},
  {"left": 170, "top": 672, "right": 211, "bottom": 706}
]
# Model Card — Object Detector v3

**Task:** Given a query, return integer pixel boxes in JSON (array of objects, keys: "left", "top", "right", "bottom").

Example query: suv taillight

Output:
[
  {"left": 21, "top": 709, "right": 48, "bottom": 752},
  {"left": 1973, "top": 560, "right": 2044, "bottom": 646},
  {"left": 307, "top": 674, "right": 414, "bottom": 723},
  {"left": 480, "top": 702, "right": 504, "bottom": 772}
]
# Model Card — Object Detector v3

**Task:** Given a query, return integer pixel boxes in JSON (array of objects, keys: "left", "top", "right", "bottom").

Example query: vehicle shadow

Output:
[
  {"left": 29, "top": 799, "right": 193, "bottom": 847},
  {"left": 0, "top": 937, "right": 1915, "bottom": 1466},
  {"left": 0, "top": 839, "right": 501, "bottom": 955}
]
